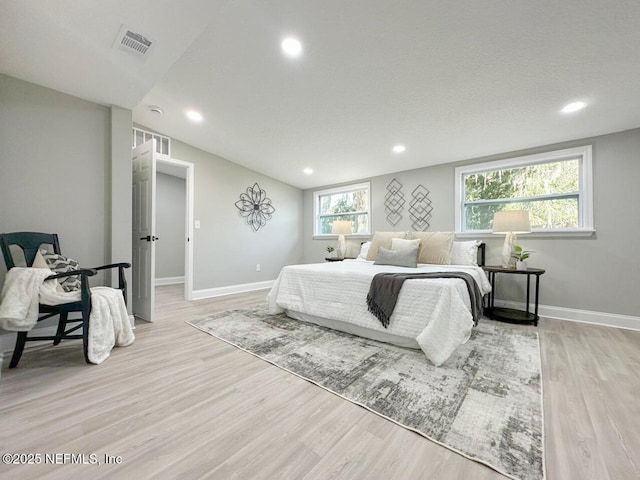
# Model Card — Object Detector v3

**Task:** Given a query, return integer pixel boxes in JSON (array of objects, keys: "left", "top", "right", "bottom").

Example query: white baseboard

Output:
[
  {"left": 0, "top": 326, "right": 58, "bottom": 354},
  {"left": 192, "top": 280, "right": 274, "bottom": 300},
  {"left": 492, "top": 299, "right": 640, "bottom": 331},
  {"left": 1, "top": 315, "right": 136, "bottom": 354},
  {"left": 155, "top": 276, "right": 185, "bottom": 286},
  {"left": 3, "top": 295, "right": 634, "bottom": 356}
]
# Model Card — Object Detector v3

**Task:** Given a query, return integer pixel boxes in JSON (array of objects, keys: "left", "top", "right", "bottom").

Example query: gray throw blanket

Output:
[{"left": 366, "top": 272, "right": 484, "bottom": 328}]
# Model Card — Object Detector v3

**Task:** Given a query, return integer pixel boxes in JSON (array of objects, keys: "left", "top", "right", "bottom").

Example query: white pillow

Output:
[
  {"left": 32, "top": 249, "right": 65, "bottom": 292},
  {"left": 450, "top": 240, "right": 481, "bottom": 266},
  {"left": 357, "top": 241, "right": 372, "bottom": 260},
  {"left": 391, "top": 237, "right": 421, "bottom": 252},
  {"left": 32, "top": 250, "right": 51, "bottom": 269}
]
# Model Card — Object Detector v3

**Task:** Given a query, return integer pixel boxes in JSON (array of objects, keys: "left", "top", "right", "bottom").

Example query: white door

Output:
[{"left": 132, "top": 139, "right": 157, "bottom": 322}]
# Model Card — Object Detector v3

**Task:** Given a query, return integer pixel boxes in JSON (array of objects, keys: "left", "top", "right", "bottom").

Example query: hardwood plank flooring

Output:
[{"left": 1, "top": 285, "right": 639, "bottom": 479}]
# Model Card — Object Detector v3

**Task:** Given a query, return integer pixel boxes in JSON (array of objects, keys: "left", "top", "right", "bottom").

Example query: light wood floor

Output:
[{"left": 1, "top": 285, "right": 639, "bottom": 479}]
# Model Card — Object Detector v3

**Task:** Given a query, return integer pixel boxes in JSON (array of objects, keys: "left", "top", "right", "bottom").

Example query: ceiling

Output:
[{"left": 2, "top": 1, "right": 640, "bottom": 189}]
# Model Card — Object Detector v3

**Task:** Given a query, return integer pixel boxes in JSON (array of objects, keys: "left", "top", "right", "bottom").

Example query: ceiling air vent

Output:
[{"left": 113, "top": 25, "right": 154, "bottom": 58}]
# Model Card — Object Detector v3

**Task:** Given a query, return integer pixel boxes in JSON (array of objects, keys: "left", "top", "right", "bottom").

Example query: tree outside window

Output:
[
  {"left": 314, "top": 183, "right": 370, "bottom": 235},
  {"left": 455, "top": 146, "right": 593, "bottom": 234}
]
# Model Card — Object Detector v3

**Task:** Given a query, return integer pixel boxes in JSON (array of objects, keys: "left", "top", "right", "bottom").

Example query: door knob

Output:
[{"left": 140, "top": 235, "right": 159, "bottom": 242}]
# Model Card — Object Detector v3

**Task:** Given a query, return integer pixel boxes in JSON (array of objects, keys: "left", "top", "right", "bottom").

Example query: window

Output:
[
  {"left": 455, "top": 146, "right": 593, "bottom": 234},
  {"left": 132, "top": 127, "right": 171, "bottom": 156},
  {"left": 313, "top": 182, "right": 371, "bottom": 236}
]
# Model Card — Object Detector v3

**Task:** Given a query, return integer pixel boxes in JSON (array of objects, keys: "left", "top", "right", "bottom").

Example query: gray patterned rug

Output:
[{"left": 187, "top": 306, "right": 544, "bottom": 480}]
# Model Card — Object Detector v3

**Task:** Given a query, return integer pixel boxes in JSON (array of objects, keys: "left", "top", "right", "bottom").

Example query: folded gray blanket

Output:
[{"left": 366, "top": 272, "right": 483, "bottom": 328}]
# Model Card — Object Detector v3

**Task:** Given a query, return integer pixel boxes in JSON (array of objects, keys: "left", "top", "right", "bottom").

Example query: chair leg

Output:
[
  {"left": 9, "top": 332, "right": 28, "bottom": 368},
  {"left": 53, "top": 312, "right": 68, "bottom": 345},
  {"left": 82, "top": 311, "right": 91, "bottom": 364}
]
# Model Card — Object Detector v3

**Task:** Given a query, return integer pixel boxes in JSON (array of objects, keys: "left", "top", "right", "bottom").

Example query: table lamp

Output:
[
  {"left": 331, "top": 220, "right": 352, "bottom": 259},
  {"left": 492, "top": 210, "right": 531, "bottom": 268}
]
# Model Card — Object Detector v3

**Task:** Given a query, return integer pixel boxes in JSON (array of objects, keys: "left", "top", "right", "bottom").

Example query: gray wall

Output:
[
  {"left": 166, "top": 138, "right": 304, "bottom": 291},
  {"left": 4, "top": 71, "right": 636, "bottom": 321},
  {"left": 156, "top": 172, "right": 185, "bottom": 279},
  {"left": 110, "top": 105, "right": 133, "bottom": 297},
  {"left": 303, "top": 128, "right": 640, "bottom": 318},
  {"left": 0, "top": 74, "right": 133, "bottom": 345},
  {"left": 0, "top": 73, "right": 301, "bottom": 342},
  {"left": 0, "top": 74, "right": 113, "bottom": 288}
]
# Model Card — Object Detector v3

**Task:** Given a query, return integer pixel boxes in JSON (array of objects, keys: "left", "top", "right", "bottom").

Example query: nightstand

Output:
[{"left": 483, "top": 266, "right": 545, "bottom": 326}]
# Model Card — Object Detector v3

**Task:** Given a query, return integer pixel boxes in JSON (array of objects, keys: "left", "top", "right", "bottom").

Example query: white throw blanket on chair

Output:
[{"left": 0, "top": 267, "right": 135, "bottom": 364}]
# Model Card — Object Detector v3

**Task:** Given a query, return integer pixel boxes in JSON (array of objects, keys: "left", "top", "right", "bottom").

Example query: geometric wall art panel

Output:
[
  {"left": 384, "top": 178, "right": 405, "bottom": 226},
  {"left": 409, "top": 184, "right": 433, "bottom": 231}
]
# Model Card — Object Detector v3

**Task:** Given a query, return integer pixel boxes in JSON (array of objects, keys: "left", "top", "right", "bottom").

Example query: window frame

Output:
[
  {"left": 454, "top": 146, "right": 594, "bottom": 237},
  {"left": 313, "top": 182, "right": 372, "bottom": 237},
  {"left": 132, "top": 127, "right": 171, "bottom": 156}
]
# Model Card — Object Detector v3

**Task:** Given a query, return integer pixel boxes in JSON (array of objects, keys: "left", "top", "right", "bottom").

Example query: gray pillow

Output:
[{"left": 374, "top": 245, "right": 419, "bottom": 268}]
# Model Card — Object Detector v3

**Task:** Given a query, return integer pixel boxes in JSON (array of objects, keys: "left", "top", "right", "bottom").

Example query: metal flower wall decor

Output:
[{"left": 235, "top": 183, "right": 276, "bottom": 231}]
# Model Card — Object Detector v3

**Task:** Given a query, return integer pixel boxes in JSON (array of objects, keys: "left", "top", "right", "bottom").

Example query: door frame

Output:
[{"left": 156, "top": 154, "right": 195, "bottom": 301}]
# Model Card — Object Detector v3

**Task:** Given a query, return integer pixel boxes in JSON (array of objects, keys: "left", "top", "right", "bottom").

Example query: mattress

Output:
[{"left": 267, "top": 260, "right": 492, "bottom": 365}]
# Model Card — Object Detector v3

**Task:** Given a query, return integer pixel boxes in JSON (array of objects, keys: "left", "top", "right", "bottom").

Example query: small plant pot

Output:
[{"left": 516, "top": 260, "right": 527, "bottom": 271}]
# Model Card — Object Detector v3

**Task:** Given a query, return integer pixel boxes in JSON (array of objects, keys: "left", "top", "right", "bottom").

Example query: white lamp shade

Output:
[
  {"left": 331, "top": 220, "right": 353, "bottom": 235},
  {"left": 492, "top": 210, "right": 531, "bottom": 234}
]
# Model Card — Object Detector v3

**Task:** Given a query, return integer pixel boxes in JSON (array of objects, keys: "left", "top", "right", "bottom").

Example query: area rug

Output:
[{"left": 187, "top": 306, "right": 544, "bottom": 480}]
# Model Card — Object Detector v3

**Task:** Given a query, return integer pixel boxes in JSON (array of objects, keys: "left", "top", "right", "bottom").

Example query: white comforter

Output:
[
  {"left": 268, "top": 260, "right": 491, "bottom": 366},
  {"left": 0, "top": 267, "right": 135, "bottom": 364}
]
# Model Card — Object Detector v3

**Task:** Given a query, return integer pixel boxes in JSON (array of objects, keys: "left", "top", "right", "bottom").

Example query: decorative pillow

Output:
[
  {"left": 451, "top": 240, "right": 481, "bottom": 266},
  {"left": 40, "top": 249, "right": 81, "bottom": 292},
  {"left": 366, "top": 231, "right": 407, "bottom": 261},
  {"left": 374, "top": 245, "right": 419, "bottom": 268},
  {"left": 32, "top": 249, "right": 51, "bottom": 269},
  {"left": 410, "top": 232, "right": 455, "bottom": 265},
  {"left": 357, "top": 241, "right": 372, "bottom": 260},
  {"left": 391, "top": 237, "right": 421, "bottom": 252}
]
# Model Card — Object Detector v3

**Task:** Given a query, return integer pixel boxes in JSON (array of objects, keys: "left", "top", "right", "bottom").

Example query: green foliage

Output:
[
  {"left": 511, "top": 245, "right": 533, "bottom": 261},
  {"left": 319, "top": 190, "right": 368, "bottom": 234},
  {"left": 326, "top": 246, "right": 335, "bottom": 254},
  {"left": 464, "top": 159, "right": 580, "bottom": 230}
]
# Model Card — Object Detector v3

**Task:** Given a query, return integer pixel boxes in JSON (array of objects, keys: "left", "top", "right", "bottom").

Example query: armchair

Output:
[{"left": 0, "top": 232, "right": 131, "bottom": 368}]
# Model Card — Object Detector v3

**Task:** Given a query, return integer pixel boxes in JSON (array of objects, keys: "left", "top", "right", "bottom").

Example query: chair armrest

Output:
[
  {"left": 90, "top": 262, "right": 130, "bottom": 304},
  {"left": 92, "top": 262, "right": 131, "bottom": 271},
  {"left": 45, "top": 269, "right": 98, "bottom": 281}
]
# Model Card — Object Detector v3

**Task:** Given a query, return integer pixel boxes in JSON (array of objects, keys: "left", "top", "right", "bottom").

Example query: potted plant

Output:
[
  {"left": 511, "top": 245, "right": 533, "bottom": 270},
  {"left": 326, "top": 246, "right": 335, "bottom": 258}
]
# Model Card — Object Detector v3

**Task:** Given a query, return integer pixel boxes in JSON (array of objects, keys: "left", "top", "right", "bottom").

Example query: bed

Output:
[{"left": 267, "top": 236, "right": 491, "bottom": 366}]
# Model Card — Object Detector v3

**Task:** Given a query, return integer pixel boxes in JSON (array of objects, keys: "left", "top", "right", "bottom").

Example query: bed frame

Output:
[{"left": 477, "top": 243, "right": 486, "bottom": 267}]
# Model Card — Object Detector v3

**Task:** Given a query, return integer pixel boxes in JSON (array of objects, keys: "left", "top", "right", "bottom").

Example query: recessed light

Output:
[
  {"left": 561, "top": 101, "right": 587, "bottom": 113},
  {"left": 281, "top": 36, "right": 303, "bottom": 58},
  {"left": 392, "top": 145, "right": 406, "bottom": 154},
  {"left": 303, "top": 168, "right": 313, "bottom": 175},
  {"left": 186, "top": 110, "right": 203, "bottom": 122}
]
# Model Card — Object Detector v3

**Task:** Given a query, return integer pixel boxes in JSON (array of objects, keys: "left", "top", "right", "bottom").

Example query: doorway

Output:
[
  {"left": 156, "top": 156, "right": 194, "bottom": 303},
  {"left": 132, "top": 139, "right": 194, "bottom": 322},
  {"left": 156, "top": 168, "right": 186, "bottom": 286}
]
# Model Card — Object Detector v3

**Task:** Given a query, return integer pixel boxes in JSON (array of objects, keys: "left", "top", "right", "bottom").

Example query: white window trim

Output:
[
  {"left": 132, "top": 127, "right": 171, "bottom": 156},
  {"left": 313, "top": 182, "right": 371, "bottom": 237},
  {"left": 454, "top": 146, "right": 594, "bottom": 237}
]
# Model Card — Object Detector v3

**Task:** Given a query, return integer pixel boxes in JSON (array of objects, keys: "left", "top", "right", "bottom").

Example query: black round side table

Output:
[{"left": 482, "top": 266, "right": 546, "bottom": 326}]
